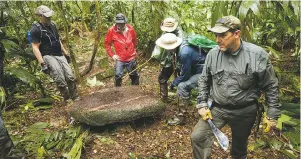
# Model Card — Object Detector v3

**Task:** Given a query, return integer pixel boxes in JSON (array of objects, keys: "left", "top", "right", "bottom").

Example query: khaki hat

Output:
[
  {"left": 208, "top": 15, "right": 241, "bottom": 33},
  {"left": 35, "top": 5, "right": 54, "bottom": 17},
  {"left": 160, "top": 18, "right": 179, "bottom": 32},
  {"left": 156, "top": 33, "right": 182, "bottom": 50}
]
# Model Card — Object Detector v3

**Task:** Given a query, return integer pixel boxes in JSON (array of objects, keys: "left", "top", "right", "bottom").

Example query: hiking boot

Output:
[
  {"left": 58, "top": 86, "right": 70, "bottom": 101},
  {"left": 160, "top": 83, "right": 168, "bottom": 102},
  {"left": 178, "top": 97, "right": 189, "bottom": 114},
  {"left": 73, "top": 96, "right": 80, "bottom": 101},
  {"left": 67, "top": 80, "right": 79, "bottom": 100},
  {"left": 167, "top": 114, "right": 185, "bottom": 126},
  {"left": 115, "top": 78, "right": 122, "bottom": 87},
  {"left": 130, "top": 75, "right": 139, "bottom": 85}
]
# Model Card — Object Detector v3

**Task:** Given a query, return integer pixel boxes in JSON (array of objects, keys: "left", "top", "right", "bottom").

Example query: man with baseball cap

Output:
[
  {"left": 156, "top": 33, "right": 207, "bottom": 125},
  {"left": 104, "top": 13, "right": 139, "bottom": 87},
  {"left": 30, "top": 5, "right": 79, "bottom": 103},
  {"left": 152, "top": 17, "right": 186, "bottom": 103},
  {"left": 191, "top": 15, "right": 281, "bottom": 159}
]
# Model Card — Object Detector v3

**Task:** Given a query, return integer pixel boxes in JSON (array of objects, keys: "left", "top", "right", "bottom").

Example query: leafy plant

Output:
[{"left": 13, "top": 123, "right": 87, "bottom": 158}]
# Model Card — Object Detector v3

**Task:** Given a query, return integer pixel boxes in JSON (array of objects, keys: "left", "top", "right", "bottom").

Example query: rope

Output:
[{"left": 122, "top": 56, "right": 153, "bottom": 80}]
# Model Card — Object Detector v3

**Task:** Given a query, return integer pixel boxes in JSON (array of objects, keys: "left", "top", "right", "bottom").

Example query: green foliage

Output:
[
  {"left": 13, "top": 122, "right": 87, "bottom": 158},
  {"left": 211, "top": 1, "right": 300, "bottom": 55},
  {"left": 62, "top": 131, "right": 88, "bottom": 159},
  {"left": 5, "top": 67, "right": 39, "bottom": 85},
  {"left": 279, "top": 149, "right": 298, "bottom": 159},
  {"left": 0, "top": 87, "right": 6, "bottom": 111}
]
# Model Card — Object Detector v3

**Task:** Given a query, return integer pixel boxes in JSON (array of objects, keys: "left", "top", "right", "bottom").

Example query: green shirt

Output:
[{"left": 197, "top": 41, "right": 281, "bottom": 119}]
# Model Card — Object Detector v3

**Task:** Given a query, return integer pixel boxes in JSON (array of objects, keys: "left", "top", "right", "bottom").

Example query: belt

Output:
[{"left": 213, "top": 101, "right": 257, "bottom": 110}]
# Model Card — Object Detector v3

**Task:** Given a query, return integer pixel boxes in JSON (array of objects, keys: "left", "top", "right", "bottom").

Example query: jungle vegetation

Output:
[{"left": 0, "top": 1, "right": 299, "bottom": 158}]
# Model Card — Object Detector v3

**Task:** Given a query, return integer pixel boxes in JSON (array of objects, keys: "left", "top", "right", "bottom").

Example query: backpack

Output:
[
  {"left": 180, "top": 34, "right": 217, "bottom": 53},
  {"left": 27, "top": 22, "right": 56, "bottom": 44}
]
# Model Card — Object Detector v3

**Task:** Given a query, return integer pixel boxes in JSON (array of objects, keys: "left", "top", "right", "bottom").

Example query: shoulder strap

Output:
[
  {"left": 32, "top": 23, "right": 43, "bottom": 43},
  {"left": 33, "top": 23, "right": 43, "bottom": 39}
]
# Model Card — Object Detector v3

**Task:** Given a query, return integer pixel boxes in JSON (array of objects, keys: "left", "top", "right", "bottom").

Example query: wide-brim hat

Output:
[
  {"left": 160, "top": 17, "right": 179, "bottom": 32},
  {"left": 35, "top": 5, "right": 54, "bottom": 17},
  {"left": 156, "top": 33, "right": 182, "bottom": 50}
]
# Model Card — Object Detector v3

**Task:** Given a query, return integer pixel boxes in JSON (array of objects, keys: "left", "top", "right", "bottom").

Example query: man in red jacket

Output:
[{"left": 104, "top": 13, "right": 139, "bottom": 87}]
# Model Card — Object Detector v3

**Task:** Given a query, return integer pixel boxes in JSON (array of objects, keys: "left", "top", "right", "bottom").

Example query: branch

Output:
[{"left": 80, "top": 1, "right": 101, "bottom": 77}]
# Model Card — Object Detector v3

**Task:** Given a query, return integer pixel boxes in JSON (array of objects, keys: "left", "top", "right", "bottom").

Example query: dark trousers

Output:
[
  {"left": 190, "top": 104, "right": 257, "bottom": 159},
  {"left": 115, "top": 59, "right": 139, "bottom": 87},
  {"left": 158, "top": 66, "right": 174, "bottom": 84},
  {"left": 0, "top": 116, "right": 13, "bottom": 158}
]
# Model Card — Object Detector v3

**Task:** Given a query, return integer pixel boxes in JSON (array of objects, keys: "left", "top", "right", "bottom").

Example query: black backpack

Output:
[{"left": 27, "top": 22, "right": 56, "bottom": 44}]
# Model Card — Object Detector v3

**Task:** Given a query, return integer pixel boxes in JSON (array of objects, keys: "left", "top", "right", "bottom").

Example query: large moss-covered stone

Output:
[{"left": 67, "top": 86, "right": 165, "bottom": 126}]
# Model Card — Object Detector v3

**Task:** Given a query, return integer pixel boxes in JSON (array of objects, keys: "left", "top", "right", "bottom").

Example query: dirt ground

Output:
[
  {"left": 39, "top": 60, "right": 283, "bottom": 159},
  {"left": 79, "top": 63, "right": 230, "bottom": 159},
  {"left": 8, "top": 58, "right": 287, "bottom": 159}
]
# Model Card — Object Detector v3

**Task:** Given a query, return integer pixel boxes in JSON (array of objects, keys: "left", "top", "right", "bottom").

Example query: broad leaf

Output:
[
  {"left": 5, "top": 67, "right": 39, "bottom": 84},
  {"left": 276, "top": 114, "right": 291, "bottom": 130},
  {"left": 280, "top": 149, "right": 297, "bottom": 159},
  {"left": 269, "top": 139, "right": 282, "bottom": 150}
]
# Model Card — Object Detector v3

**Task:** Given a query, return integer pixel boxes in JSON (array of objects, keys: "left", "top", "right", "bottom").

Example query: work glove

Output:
[
  {"left": 112, "top": 55, "right": 119, "bottom": 61},
  {"left": 198, "top": 107, "right": 213, "bottom": 121},
  {"left": 263, "top": 116, "right": 277, "bottom": 132},
  {"left": 41, "top": 62, "right": 50, "bottom": 74},
  {"left": 64, "top": 54, "right": 71, "bottom": 63}
]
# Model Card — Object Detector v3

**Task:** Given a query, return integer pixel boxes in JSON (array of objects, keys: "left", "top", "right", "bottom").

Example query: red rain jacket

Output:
[{"left": 104, "top": 24, "right": 137, "bottom": 62}]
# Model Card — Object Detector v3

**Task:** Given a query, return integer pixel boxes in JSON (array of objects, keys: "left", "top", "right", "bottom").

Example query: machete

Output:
[{"left": 207, "top": 119, "right": 229, "bottom": 151}]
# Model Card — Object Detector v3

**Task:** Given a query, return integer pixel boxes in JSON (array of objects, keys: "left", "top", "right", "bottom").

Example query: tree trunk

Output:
[
  {"left": 0, "top": 44, "right": 4, "bottom": 87},
  {"left": 80, "top": 1, "right": 101, "bottom": 77},
  {"left": 56, "top": 1, "right": 82, "bottom": 84}
]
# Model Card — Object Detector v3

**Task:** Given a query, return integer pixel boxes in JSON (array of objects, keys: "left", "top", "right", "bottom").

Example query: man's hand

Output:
[
  {"left": 263, "top": 116, "right": 277, "bottom": 132},
  {"left": 41, "top": 62, "right": 50, "bottom": 74},
  {"left": 64, "top": 54, "right": 71, "bottom": 63},
  {"left": 198, "top": 107, "right": 213, "bottom": 121},
  {"left": 112, "top": 55, "right": 119, "bottom": 61}
]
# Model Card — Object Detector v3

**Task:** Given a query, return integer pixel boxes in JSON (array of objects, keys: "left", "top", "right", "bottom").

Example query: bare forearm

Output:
[
  {"left": 60, "top": 40, "right": 68, "bottom": 55},
  {"left": 32, "top": 44, "right": 44, "bottom": 64}
]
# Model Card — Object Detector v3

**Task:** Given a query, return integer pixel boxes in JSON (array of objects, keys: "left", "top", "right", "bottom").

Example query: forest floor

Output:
[
  {"left": 4, "top": 34, "right": 296, "bottom": 159},
  {"left": 6, "top": 58, "right": 286, "bottom": 159}
]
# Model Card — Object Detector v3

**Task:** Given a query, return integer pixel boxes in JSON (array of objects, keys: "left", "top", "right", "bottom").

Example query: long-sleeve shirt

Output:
[
  {"left": 197, "top": 40, "right": 281, "bottom": 119},
  {"left": 104, "top": 24, "right": 137, "bottom": 62},
  {"left": 151, "top": 28, "right": 186, "bottom": 67},
  {"left": 171, "top": 44, "right": 206, "bottom": 86}
]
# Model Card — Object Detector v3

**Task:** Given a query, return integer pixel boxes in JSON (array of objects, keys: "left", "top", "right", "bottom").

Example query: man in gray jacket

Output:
[{"left": 190, "top": 15, "right": 281, "bottom": 159}]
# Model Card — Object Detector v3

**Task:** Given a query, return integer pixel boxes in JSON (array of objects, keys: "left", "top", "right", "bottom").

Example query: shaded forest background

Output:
[{"left": 0, "top": 1, "right": 300, "bottom": 159}]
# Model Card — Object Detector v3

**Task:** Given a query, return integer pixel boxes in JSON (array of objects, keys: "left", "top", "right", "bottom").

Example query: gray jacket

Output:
[{"left": 197, "top": 41, "right": 281, "bottom": 119}]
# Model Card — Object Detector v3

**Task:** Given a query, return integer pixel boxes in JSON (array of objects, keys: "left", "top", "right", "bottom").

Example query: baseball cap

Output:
[
  {"left": 115, "top": 13, "right": 127, "bottom": 23},
  {"left": 208, "top": 15, "right": 241, "bottom": 34},
  {"left": 35, "top": 5, "right": 54, "bottom": 17}
]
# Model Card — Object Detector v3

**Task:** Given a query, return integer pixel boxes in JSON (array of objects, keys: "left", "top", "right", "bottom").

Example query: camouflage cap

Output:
[{"left": 208, "top": 15, "right": 241, "bottom": 33}]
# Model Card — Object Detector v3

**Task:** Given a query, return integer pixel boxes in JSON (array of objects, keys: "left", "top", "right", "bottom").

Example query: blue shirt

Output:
[{"left": 171, "top": 44, "right": 206, "bottom": 86}]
